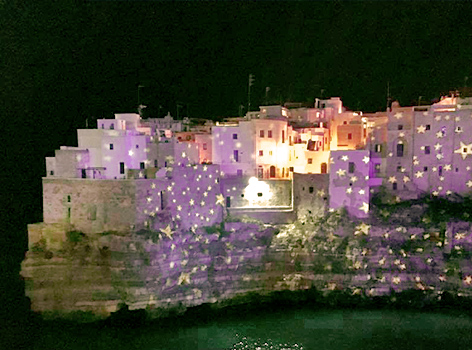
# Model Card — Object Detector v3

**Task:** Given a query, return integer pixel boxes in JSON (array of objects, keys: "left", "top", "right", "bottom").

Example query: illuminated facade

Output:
[{"left": 385, "top": 96, "right": 472, "bottom": 199}]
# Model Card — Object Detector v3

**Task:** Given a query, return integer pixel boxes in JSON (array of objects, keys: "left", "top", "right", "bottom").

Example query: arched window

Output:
[{"left": 269, "top": 166, "right": 276, "bottom": 178}]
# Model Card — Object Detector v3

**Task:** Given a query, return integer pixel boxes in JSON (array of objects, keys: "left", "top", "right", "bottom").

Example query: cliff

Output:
[{"left": 21, "top": 211, "right": 472, "bottom": 320}]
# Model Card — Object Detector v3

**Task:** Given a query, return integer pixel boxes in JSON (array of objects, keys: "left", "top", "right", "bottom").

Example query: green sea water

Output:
[{"left": 26, "top": 309, "right": 472, "bottom": 350}]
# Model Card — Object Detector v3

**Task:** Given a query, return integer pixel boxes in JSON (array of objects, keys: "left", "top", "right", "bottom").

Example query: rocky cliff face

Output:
[{"left": 21, "top": 216, "right": 472, "bottom": 320}]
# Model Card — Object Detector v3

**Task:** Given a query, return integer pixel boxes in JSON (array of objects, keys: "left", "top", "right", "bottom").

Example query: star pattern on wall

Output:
[
  {"left": 359, "top": 202, "right": 369, "bottom": 214},
  {"left": 341, "top": 155, "right": 349, "bottom": 161},
  {"left": 454, "top": 142, "right": 472, "bottom": 159},
  {"left": 362, "top": 156, "right": 370, "bottom": 164},
  {"left": 350, "top": 176, "right": 358, "bottom": 183},
  {"left": 215, "top": 194, "right": 225, "bottom": 206},
  {"left": 403, "top": 176, "right": 410, "bottom": 183},
  {"left": 388, "top": 176, "right": 397, "bottom": 183},
  {"left": 394, "top": 112, "right": 403, "bottom": 119},
  {"left": 336, "top": 169, "right": 346, "bottom": 177},
  {"left": 160, "top": 225, "right": 174, "bottom": 239},
  {"left": 436, "top": 131, "right": 444, "bottom": 138},
  {"left": 435, "top": 115, "right": 441, "bottom": 121},
  {"left": 415, "top": 171, "right": 424, "bottom": 178},
  {"left": 317, "top": 189, "right": 325, "bottom": 197},
  {"left": 434, "top": 143, "right": 442, "bottom": 151},
  {"left": 346, "top": 188, "right": 353, "bottom": 194},
  {"left": 444, "top": 164, "right": 452, "bottom": 171},
  {"left": 416, "top": 125, "right": 426, "bottom": 134},
  {"left": 467, "top": 180, "right": 472, "bottom": 188}
]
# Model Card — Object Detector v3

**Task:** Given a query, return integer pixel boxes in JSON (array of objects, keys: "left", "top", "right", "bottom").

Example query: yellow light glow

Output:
[{"left": 243, "top": 177, "right": 272, "bottom": 207}]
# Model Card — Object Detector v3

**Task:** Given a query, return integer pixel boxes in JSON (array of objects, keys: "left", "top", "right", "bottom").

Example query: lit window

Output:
[
  {"left": 308, "top": 158, "right": 313, "bottom": 164},
  {"left": 259, "top": 150, "right": 263, "bottom": 156},
  {"left": 260, "top": 130, "right": 264, "bottom": 138},
  {"left": 282, "top": 130, "right": 285, "bottom": 143},
  {"left": 269, "top": 151, "right": 272, "bottom": 156},
  {"left": 375, "top": 144, "right": 382, "bottom": 152},
  {"left": 268, "top": 130, "right": 272, "bottom": 138}
]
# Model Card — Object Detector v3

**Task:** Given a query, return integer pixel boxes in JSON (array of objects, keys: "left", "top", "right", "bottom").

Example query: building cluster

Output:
[{"left": 38, "top": 92, "right": 472, "bottom": 237}]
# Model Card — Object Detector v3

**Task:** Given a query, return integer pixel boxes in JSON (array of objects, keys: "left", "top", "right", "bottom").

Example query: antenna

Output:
[
  {"left": 248, "top": 74, "right": 255, "bottom": 112},
  {"left": 386, "top": 81, "right": 391, "bottom": 111}
]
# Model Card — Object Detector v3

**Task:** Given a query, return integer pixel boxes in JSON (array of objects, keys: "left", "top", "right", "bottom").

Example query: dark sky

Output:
[{"left": 2, "top": 0, "right": 472, "bottom": 227}]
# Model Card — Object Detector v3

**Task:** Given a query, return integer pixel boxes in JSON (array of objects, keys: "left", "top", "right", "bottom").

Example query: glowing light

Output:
[
  {"left": 216, "top": 194, "right": 225, "bottom": 206},
  {"left": 128, "top": 150, "right": 134, "bottom": 156},
  {"left": 243, "top": 177, "right": 273, "bottom": 206},
  {"left": 362, "top": 156, "right": 370, "bottom": 164}
]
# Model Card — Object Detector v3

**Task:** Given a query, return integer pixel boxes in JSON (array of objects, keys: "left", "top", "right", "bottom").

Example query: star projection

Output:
[{"left": 454, "top": 141, "right": 472, "bottom": 159}]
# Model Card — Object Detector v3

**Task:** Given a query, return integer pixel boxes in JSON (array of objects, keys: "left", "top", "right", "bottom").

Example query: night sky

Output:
[{"left": 2, "top": 1, "right": 472, "bottom": 277}]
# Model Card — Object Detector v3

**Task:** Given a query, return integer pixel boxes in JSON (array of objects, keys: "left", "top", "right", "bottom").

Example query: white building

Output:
[{"left": 46, "top": 113, "right": 159, "bottom": 179}]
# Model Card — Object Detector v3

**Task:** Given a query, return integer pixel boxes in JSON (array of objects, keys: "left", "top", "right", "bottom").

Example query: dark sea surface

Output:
[{"left": 14, "top": 307, "right": 472, "bottom": 350}]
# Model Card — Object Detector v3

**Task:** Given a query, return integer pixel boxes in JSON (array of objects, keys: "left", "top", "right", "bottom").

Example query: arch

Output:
[{"left": 269, "top": 165, "right": 276, "bottom": 178}]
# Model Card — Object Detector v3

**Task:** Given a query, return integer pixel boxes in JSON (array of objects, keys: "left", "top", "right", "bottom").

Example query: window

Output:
[
  {"left": 50, "top": 170, "right": 54, "bottom": 176},
  {"left": 425, "top": 146, "right": 430, "bottom": 155},
  {"left": 203, "top": 143, "right": 207, "bottom": 150},
  {"left": 289, "top": 136, "right": 292, "bottom": 145},
  {"left": 363, "top": 129, "right": 367, "bottom": 137},
  {"left": 140, "top": 162, "right": 145, "bottom": 169},
  {"left": 309, "top": 187, "right": 314, "bottom": 193},
  {"left": 233, "top": 150, "right": 239, "bottom": 162},
  {"left": 308, "top": 158, "right": 313, "bottom": 164},
  {"left": 398, "top": 125, "right": 403, "bottom": 130},
  {"left": 321, "top": 163, "right": 327, "bottom": 173},
  {"left": 226, "top": 197, "right": 231, "bottom": 208},
  {"left": 375, "top": 144, "right": 382, "bottom": 153},
  {"left": 269, "top": 151, "right": 273, "bottom": 156},
  {"left": 67, "top": 195, "right": 71, "bottom": 203},
  {"left": 393, "top": 183, "right": 397, "bottom": 190},
  {"left": 282, "top": 130, "right": 285, "bottom": 143},
  {"left": 136, "top": 144, "right": 139, "bottom": 149},
  {"left": 120, "top": 162, "right": 125, "bottom": 174},
  {"left": 348, "top": 162, "right": 355, "bottom": 173},
  {"left": 164, "top": 161, "right": 167, "bottom": 167},
  {"left": 67, "top": 207, "right": 71, "bottom": 219},
  {"left": 289, "top": 167, "right": 294, "bottom": 172},
  {"left": 348, "top": 133, "right": 352, "bottom": 140},
  {"left": 260, "top": 130, "right": 264, "bottom": 138},
  {"left": 270, "top": 166, "right": 276, "bottom": 178},
  {"left": 110, "top": 143, "right": 114, "bottom": 150},
  {"left": 268, "top": 130, "right": 272, "bottom": 138},
  {"left": 375, "top": 164, "right": 381, "bottom": 173},
  {"left": 343, "top": 121, "right": 347, "bottom": 125},
  {"left": 257, "top": 193, "right": 263, "bottom": 197},
  {"left": 237, "top": 169, "right": 243, "bottom": 177},
  {"left": 101, "top": 124, "right": 104, "bottom": 129},
  {"left": 233, "top": 133, "right": 238, "bottom": 139},
  {"left": 154, "top": 159, "right": 158, "bottom": 167},
  {"left": 464, "top": 147, "right": 468, "bottom": 153},
  {"left": 426, "top": 125, "right": 430, "bottom": 130},
  {"left": 424, "top": 166, "right": 428, "bottom": 172},
  {"left": 456, "top": 126, "right": 462, "bottom": 133},
  {"left": 441, "top": 126, "right": 446, "bottom": 137},
  {"left": 110, "top": 123, "right": 114, "bottom": 130},
  {"left": 439, "top": 166, "right": 443, "bottom": 176},
  {"left": 81, "top": 169, "right": 86, "bottom": 178},
  {"left": 259, "top": 150, "right": 263, "bottom": 156},
  {"left": 397, "top": 166, "right": 402, "bottom": 172},
  {"left": 396, "top": 144, "right": 404, "bottom": 157}
]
